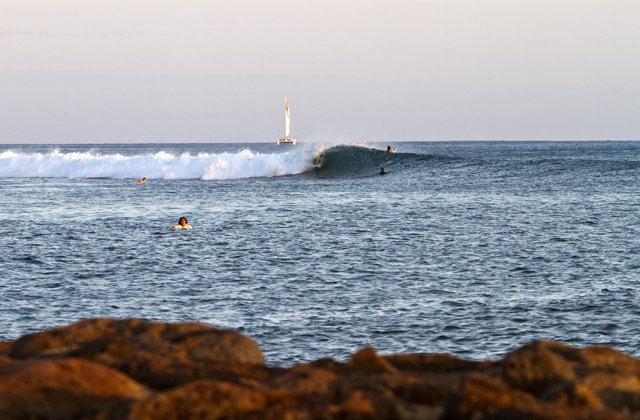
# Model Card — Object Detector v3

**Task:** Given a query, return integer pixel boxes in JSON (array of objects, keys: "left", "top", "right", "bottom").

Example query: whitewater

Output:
[
  {"left": 1, "top": 141, "right": 640, "bottom": 365},
  {"left": 0, "top": 146, "right": 319, "bottom": 180}
]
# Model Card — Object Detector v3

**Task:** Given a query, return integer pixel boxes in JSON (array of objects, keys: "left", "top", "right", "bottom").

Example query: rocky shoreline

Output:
[{"left": 1, "top": 318, "right": 638, "bottom": 419}]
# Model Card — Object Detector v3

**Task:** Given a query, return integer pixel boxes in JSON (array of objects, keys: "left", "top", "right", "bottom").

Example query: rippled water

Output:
[{"left": 1, "top": 141, "right": 640, "bottom": 365}]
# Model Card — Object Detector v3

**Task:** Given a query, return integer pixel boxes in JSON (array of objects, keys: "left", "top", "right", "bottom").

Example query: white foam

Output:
[{"left": 0, "top": 148, "right": 319, "bottom": 180}]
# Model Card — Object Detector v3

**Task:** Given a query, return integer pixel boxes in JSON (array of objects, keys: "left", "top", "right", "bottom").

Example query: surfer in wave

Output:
[
  {"left": 386, "top": 146, "right": 396, "bottom": 154},
  {"left": 135, "top": 177, "right": 147, "bottom": 183},
  {"left": 170, "top": 216, "right": 192, "bottom": 231}
]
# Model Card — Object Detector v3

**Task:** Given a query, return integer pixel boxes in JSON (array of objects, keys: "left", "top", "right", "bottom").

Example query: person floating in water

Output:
[
  {"left": 386, "top": 146, "right": 396, "bottom": 154},
  {"left": 379, "top": 167, "right": 386, "bottom": 175},
  {"left": 135, "top": 177, "right": 147, "bottom": 183},
  {"left": 170, "top": 216, "right": 192, "bottom": 230}
]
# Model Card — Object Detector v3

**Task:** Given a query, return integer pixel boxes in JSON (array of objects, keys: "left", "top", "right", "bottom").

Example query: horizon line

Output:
[{"left": 2, "top": 139, "right": 640, "bottom": 146}]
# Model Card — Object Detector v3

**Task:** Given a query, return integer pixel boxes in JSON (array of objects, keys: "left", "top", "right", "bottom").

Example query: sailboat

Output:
[{"left": 276, "top": 98, "right": 297, "bottom": 145}]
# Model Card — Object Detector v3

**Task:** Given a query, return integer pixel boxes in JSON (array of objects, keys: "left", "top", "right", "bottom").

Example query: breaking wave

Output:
[
  {"left": 0, "top": 148, "right": 318, "bottom": 180},
  {"left": 312, "top": 144, "right": 438, "bottom": 177},
  {"left": 0, "top": 144, "right": 448, "bottom": 180}
]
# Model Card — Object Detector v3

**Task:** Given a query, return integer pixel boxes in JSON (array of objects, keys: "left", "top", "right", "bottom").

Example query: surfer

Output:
[
  {"left": 135, "top": 177, "right": 147, "bottom": 183},
  {"left": 170, "top": 216, "right": 192, "bottom": 231},
  {"left": 379, "top": 167, "right": 386, "bottom": 176},
  {"left": 386, "top": 146, "right": 396, "bottom": 154}
]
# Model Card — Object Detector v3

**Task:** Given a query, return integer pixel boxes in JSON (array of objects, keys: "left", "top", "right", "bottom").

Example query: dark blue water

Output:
[{"left": 1, "top": 141, "right": 640, "bottom": 365}]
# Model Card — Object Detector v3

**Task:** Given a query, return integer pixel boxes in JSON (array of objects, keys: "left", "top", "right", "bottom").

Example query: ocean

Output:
[{"left": 1, "top": 141, "right": 639, "bottom": 365}]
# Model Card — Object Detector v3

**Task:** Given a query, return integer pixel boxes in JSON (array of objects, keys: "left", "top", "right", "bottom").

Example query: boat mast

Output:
[{"left": 285, "top": 98, "right": 291, "bottom": 138}]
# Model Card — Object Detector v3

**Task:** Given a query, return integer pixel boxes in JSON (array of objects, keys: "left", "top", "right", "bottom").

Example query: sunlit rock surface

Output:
[{"left": 1, "top": 318, "right": 638, "bottom": 419}]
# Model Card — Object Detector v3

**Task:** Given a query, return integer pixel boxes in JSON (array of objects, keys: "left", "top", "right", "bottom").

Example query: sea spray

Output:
[
  {"left": 201, "top": 149, "right": 314, "bottom": 180},
  {"left": 0, "top": 148, "right": 318, "bottom": 180}
]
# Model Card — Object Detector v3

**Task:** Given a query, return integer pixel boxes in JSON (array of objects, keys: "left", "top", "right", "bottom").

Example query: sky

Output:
[{"left": 1, "top": 0, "right": 639, "bottom": 143}]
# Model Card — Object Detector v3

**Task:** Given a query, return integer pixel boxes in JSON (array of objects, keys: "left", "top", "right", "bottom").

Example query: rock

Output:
[
  {"left": 573, "top": 345, "right": 640, "bottom": 373},
  {"left": 502, "top": 341, "right": 577, "bottom": 394},
  {"left": 503, "top": 340, "right": 640, "bottom": 415},
  {"left": 3, "top": 319, "right": 640, "bottom": 419},
  {"left": 10, "top": 318, "right": 264, "bottom": 365},
  {"left": 444, "top": 373, "right": 630, "bottom": 419},
  {"left": 389, "top": 373, "right": 463, "bottom": 407},
  {"left": 9, "top": 318, "right": 266, "bottom": 389},
  {"left": 128, "top": 380, "right": 269, "bottom": 419},
  {"left": 268, "top": 363, "right": 338, "bottom": 395},
  {"left": 347, "top": 347, "right": 397, "bottom": 374},
  {"left": 0, "top": 357, "right": 149, "bottom": 419},
  {"left": 332, "top": 390, "right": 377, "bottom": 417},
  {"left": 446, "top": 373, "right": 535, "bottom": 417},
  {"left": 0, "top": 341, "right": 12, "bottom": 357},
  {"left": 384, "top": 353, "right": 493, "bottom": 374},
  {"left": 552, "top": 373, "right": 640, "bottom": 413}
]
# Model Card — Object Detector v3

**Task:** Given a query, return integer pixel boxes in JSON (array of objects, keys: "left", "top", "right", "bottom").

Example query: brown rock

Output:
[
  {"left": 384, "top": 353, "right": 493, "bottom": 374},
  {"left": 0, "top": 341, "right": 12, "bottom": 357},
  {"left": 335, "top": 390, "right": 376, "bottom": 416},
  {"left": 269, "top": 363, "right": 338, "bottom": 395},
  {"left": 446, "top": 373, "right": 535, "bottom": 417},
  {"left": 10, "top": 318, "right": 263, "bottom": 365},
  {"left": 503, "top": 340, "right": 640, "bottom": 410},
  {"left": 0, "top": 357, "right": 149, "bottom": 419},
  {"left": 348, "top": 347, "right": 397, "bottom": 374},
  {"left": 502, "top": 341, "right": 577, "bottom": 394},
  {"left": 324, "top": 387, "right": 404, "bottom": 419},
  {"left": 78, "top": 338, "right": 271, "bottom": 390},
  {"left": 575, "top": 346, "right": 640, "bottom": 374},
  {"left": 553, "top": 373, "right": 640, "bottom": 413},
  {"left": 444, "top": 373, "right": 618, "bottom": 420},
  {"left": 9, "top": 318, "right": 266, "bottom": 389},
  {"left": 129, "top": 380, "right": 269, "bottom": 419},
  {"left": 3, "top": 319, "right": 640, "bottom": 419},
  {"left": 309, "top": 357, "right": 348, "bottom": 373},
  {"left": 390, "top": 373, "right": 465, "bottom": 406}
]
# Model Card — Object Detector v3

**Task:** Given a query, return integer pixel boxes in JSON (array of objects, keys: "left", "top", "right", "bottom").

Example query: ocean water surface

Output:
[{"left": 1, "top": 141, "right": 639, "bottom": 365}]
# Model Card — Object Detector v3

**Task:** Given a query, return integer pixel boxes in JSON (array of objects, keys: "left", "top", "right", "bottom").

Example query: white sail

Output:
[
  {"left": 276, "top": 97, "right": 297, "bottom": 145},
  {"left": 285, "top": 98, "right": 291, "bottom": 137}
]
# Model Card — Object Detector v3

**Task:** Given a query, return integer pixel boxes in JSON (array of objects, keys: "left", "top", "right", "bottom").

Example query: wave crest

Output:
[{"left": 0, "top": 148, "right": 317, "bottom": 180}]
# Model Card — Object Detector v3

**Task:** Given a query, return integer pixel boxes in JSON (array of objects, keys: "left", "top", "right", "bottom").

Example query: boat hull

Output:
[{"left": 277, "top": 137, "right": 297, "bottom": 145}]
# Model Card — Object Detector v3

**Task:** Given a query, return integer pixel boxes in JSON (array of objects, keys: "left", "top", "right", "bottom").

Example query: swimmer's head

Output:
[{"left": 179, "top": 217, "right": 188, "bottom": 226}]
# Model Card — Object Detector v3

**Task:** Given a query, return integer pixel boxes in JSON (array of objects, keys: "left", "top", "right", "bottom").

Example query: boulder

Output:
[
  {"left": 268, "top": 363, "right": 338, "bottom": 395},
  {"left": 9, "top": 318, "right": 266, "bottom": 389},
  {"left": 10, "top": 318, "right": 264, "bottom": 364},
  {"left": 2, "top": 319, "right": 640, "bottom": 419},
  {"left": 347, "top": 347, "right": 397, "bottom": 374},
  {"left": 384, "top": 352, "right": 493, "bottom": 374},
  {"left": 0, "top": 358, "right": 149, "bottom": 419},
  {"left": 503, "top": 340, "right": 640, "bottom": 412},
  {"left": 502, "top": 341, "right": 577, "bottom": 394},
  {"left": 552, "top": 372, "right": 640, "bottom": 413},
  {"left": 0, "top": 341, "right": 12, "bottom": 356},
  {"left": 128, "top": 380, "right": 269, "bottom": 419},
  {"left": 573, "top": 345, "right": 640, "bottom": 374},
  {"left": 446, "top": 373, "right": 535, "bottom": 417}
]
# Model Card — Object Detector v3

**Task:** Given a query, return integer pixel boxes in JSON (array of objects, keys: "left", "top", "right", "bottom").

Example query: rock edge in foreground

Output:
[{"left": 0, "top": 318, "right": 638, "bottom": 419}]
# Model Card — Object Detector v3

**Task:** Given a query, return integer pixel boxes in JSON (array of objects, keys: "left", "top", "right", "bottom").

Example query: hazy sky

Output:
[{"left": 1, "top": 1, "right": 639, "bottom": 143}]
